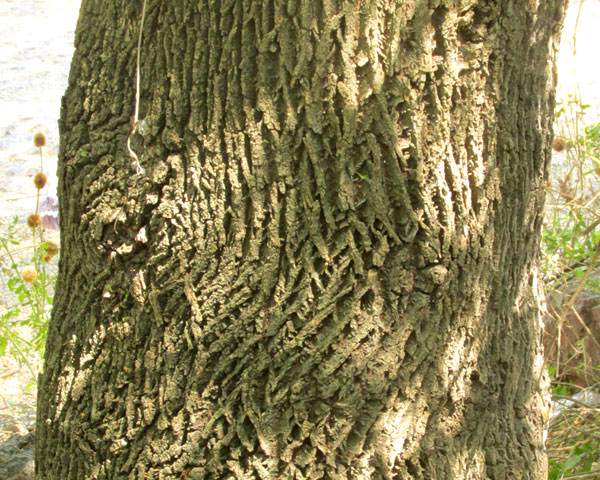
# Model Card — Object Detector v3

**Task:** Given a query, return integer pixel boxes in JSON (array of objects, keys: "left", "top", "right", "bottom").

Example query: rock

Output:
[
  {"left": 551, "top": 389, "right": 600, "bottom": 419},
  {"left": 0, "top": 432, "right": 34, "bottom": 480},
  {"left": 544, "top": 276, "right": 600, "bottom": 388},
  {"left": 4, "top": 422, "right": 28, "bottom": 436}
]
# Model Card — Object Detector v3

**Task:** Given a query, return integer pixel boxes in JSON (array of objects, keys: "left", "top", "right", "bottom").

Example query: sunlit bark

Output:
[{"left": 36, "top": 1, "right": 566, "bottom": 478}]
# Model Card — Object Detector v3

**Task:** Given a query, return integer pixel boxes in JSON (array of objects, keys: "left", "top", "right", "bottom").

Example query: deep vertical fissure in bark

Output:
[{"left": 37, "top": 1, "right": 566, "bottom": 479}]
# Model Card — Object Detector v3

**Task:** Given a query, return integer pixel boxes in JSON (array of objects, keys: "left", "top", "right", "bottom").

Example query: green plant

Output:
[
  {"left": 0, "top": 132, "right": 59, "bottom": 381},
  {"left": 0, "top": 218, "right": 57, "bottom": 378},
  {"left": 547, "top": 379, "right": 600, "bottom": 480},
  {"left": 542, "top": 213, "right": 600, "bottom": 282},
  {"left": 542, "top": 4, "right": 600, "bottom": 474}
]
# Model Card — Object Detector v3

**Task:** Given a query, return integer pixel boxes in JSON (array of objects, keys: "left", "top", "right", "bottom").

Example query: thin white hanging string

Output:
[{"left": 127, "top": 0, "right": 148, "bottom": 175}]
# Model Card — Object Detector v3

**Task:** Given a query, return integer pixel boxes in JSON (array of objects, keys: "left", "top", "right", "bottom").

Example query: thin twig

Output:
[
  {"left": 569, "top": 305, "right": 600, "bottom": 353},
  {"left": 552, "top": 393, "right": 600, "bottom": 411},
  {"left": 564, "top": 468, "right": 600, "bottom": 480},
  {"left": 577, "top": 215, "right": 600, "bottom": 237},
  {"left": 571, "top": 0, "right": 585, "bottom": 56}
]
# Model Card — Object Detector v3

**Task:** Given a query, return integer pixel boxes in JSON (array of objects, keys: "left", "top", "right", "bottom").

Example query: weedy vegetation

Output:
[{"left": 0, "top": 132, "right": 59, "bottom": 384}]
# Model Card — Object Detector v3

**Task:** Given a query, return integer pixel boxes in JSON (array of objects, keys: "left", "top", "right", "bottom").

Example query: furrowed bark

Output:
[{"left": 37, "top": 1, "right": 566, "bottom": 479}]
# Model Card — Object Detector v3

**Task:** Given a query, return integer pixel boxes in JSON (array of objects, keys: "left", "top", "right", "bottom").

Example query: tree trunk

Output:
[{"left": 36, "top": 1, "right": 566, "bottom": 478}]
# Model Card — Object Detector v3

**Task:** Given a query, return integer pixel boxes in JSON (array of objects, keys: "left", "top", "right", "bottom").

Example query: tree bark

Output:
[{"left": 36, "top": 1, "right": 566, "bottom": 478}]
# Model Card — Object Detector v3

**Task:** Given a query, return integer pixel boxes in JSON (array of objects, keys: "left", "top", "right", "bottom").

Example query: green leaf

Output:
[{"left": 562, "top": 454, "right": 582, "bottom": 472}]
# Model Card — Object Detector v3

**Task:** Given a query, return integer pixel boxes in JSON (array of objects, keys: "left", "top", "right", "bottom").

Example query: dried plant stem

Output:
[
  {"left": 578, "top": 215, "right": 600, "bottom": 237},
  {"left": 552, "top": 394, "right": 600, "bottom": 411},
  {"left": 562, "top": 469, "right": 600, "bottom": 480},
  {"left": 568, "top": 305, "right": 600, "bottom": 353},
  {"left": 33, "top": 142, "right": 45, "bottom": 315},
  {"left": 572, "top": 0, "right": 585, "bottom": 56}
]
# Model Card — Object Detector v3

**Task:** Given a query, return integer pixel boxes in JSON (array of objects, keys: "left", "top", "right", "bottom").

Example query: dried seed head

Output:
[
  {"left": 21, "top": 266, "right": 37, "bottom": 283},
  {"left": 34, "top": 172, "right": 47, "bottom": 189},
  {"left": 33, "top": 131, "right": 46, "bottom": 147},
  {"left": 46, "top": 241, "right": 59, "bottom": 256},
  {"left": 552, "top": 136, "right": 568, "bottom": 153},
  {"left": 27, "top": 213, "right": 41, "bottom": 228}
]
